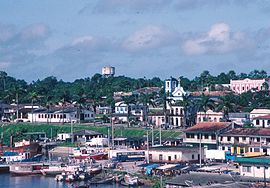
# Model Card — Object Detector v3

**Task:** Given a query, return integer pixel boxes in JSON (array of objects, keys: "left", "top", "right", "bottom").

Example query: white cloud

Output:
[
  {"left": 182, "top": 23, "right": 253, "bottom": 55},
  {"left": 122, "top": 25, "right": 178, "bottom": 52},
  {"left": 19, "top": 23, "right": 50, "bottom": 42}
]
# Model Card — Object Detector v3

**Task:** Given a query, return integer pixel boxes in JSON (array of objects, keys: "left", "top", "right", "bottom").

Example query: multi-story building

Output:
[
  {"left": 252, "top": 115, "right": 270, "bottom": 128},
  {"left": 196, "top": 109, "right": 223, "bottom": 123},
  {"left": 183, "top": 122, "right": 234, "bottom": 150},
  {"left": 165, "top": 77, "right": 187, "bottom": 101},
  {"left": 230, "top": 78, "right": 270, "bottom": 94},
  {"left": 219, "top": 128, "right": 270, "bottom": 155},
  {"left": 148, "top": 108, "right": 165, "bottom": 127},
  {"left": 114, "top": 101, "right": 147, "bottom": 123},
  {"left": 167, "top": 105, "right": 184, "bottom": 128},
  {"left": 28, "top": 107, "right": 94, "bottom": 123},
  {"left": 102, "top": 66, "right": 115, "bottom": 77}
]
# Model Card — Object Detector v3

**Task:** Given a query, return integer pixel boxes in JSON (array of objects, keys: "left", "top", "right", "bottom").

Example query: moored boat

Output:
[{"left": 10, "top": 163, "right": 49, "bottom": 176}]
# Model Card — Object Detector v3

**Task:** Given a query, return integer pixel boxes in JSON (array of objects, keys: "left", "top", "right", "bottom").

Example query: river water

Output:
[{"left": 0, "top": 173, "right": 125, "bottom": 188}]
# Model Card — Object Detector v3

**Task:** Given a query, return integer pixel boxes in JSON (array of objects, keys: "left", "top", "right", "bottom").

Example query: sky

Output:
[{"left": 1, "top": 0, "right": 270, "bottom": 82}]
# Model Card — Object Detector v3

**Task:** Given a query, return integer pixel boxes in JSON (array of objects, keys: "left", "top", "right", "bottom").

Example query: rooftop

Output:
[
  {"left": 253, "top": 115, "right": 270, "bottom": 120},
  {"left": 184, "top": 122, "right": 232, "bottom": 133},
  {"left": 221, "top": 128, "right": 270, "bottom": 137},
  {"left": 149, "top": 146, "right": 198, "bottom": 152},
  {"left": 250, "top": 108, "right": 270, "bottom": 114},
  {"left": 73, "top": 130, "right": 103, "bottom": 136},
  {"left": 236, "top": 156, "right": 270, "bottom": 165}
]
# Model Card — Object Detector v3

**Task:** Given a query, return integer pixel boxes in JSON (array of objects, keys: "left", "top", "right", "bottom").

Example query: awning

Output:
[{"left": 156, "top": 164, "right": 177, "bottom": 170}]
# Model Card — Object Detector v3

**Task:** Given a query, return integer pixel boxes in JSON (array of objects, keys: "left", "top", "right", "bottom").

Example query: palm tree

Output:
[
  {"left": 0, "top": 71, "right": 7, "bottom": 91},
  {"left": 198, "top": 94, "right": 215, "bottom": 121},
  {"left": 216, "top": 94, "right": 239, "bottom": 121},
  {"left": 29, "top": 91, "right": 40, "bottom": 123},
  {"left": 59, "top": 90, "right": 71, "bottom": 124},
  {"left": 73, "top": 93, "right": 87, "bottom": 124}
]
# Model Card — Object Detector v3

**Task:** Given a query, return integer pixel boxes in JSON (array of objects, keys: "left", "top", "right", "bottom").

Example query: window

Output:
[
  {"left": 174, "top": 155, "right": 177, "bottom": 160},
  {"left": 242, "top": 137, "right": 246, "bottom": 141},
  {"left": 168, "top": 156, "right": 171, "bottom": 161},
  {"left": 149, "top": 154, "right": 152, "bottom": 160},
  {"left": 204, "top": 134, "right": 209, "bottom": 139},
  {"left": 257, "top": 166, "right": 260, "bottom": 169},
  {"left": 192, "top": 154, "right": 194, "bottom": 160},
  {"left": 63, "top": 114, "right": 66, "bottom": 118},
  {"left": 180, "top": 109, "right": 183, "bottom": 115},
  {"left": 211, "top": 134, "right": 216, "bottom": 140},
  {"left": 220, "top": 136, "right": 223, "bottom": 141},
  {"left": 243, "top": 166, "right": 251, "bottom": 172},
  {"left": 268, "top": 120, "right": 270, "bottom": 125},
  {"left": 159, "top": 154, "right": 163, "bottom": 161},
  {"left": 256, "top": 120, "right": 260, "bottom": 125},
  {"left": 176, "top": 118, "right": 179, "bottom": 126},
  {"left": 257, "top": 137, "right": 260, "bottom": 142},
  {"left": 198, "top": 117, "right": 201, "bottom": 122},
  {"left": 38, "top": 114, "right": 40, "bottom": 118},
  {"left": 176, "top": 108, "right": 178, "bottom": 115},
  {"left": 227, "top": 137, "right": 231, "bottom": 141},
  {"left": 214, "top": 117, "right": 217, "bottom": 122},
  {"left": 222, "top": 146, "right": 225, "bottom": 150},
  {"left": 254, "top": 148, "right": 260, "bottom": 152}
]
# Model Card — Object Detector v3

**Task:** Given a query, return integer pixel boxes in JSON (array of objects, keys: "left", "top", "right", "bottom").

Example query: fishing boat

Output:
[
  {"left": 41, "top": 164, "right": 80, "bottom": 176},
  {"left": 120, "top": 174, "right": 140, "bottom": 186},
  {"left": 89, "top": 176, "right": 114, "bottom": 184},
  {"left": 9, "top": 163, "right": 49, "bottom": 176}
]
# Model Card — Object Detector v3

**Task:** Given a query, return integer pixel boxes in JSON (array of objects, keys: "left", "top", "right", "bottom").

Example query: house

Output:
[
  {"left": 148, "top": 107, "right": 165, "bottom": 127},
  {"left": 183, "top": 122, "right": 234, "bottom": 149},
  {"left": 57, "top": 133, "right": 72, "bottom": 141},
  {"left": 229, "top": 112, "right": 250, "bottom": 126},
  {"left": 28, "top": 107, "right": 94, "bottom": 123},
  {"left": 236, "top": 156, "right": 270, "bottom": 178},
  {"left": 196, "top": 109, "right": 223, "bottom": 123},
  {"left": 4, "top": 104, "right": 40, "bottom": 122},
  {"left": 114, "top": 101, "right": 147, "bottom": 123},
  {"left": 148, "top": 146, "right": 204, "bottom": 163},
  {"left": 165, "top": 77, "right": 187, "bottom": 101},
  {"left": 219, "top": 128, "right": 270, "bottom": 155},
  {"left": 250, "top": 108, "right": 270, "bottom": 120},
  {"left": 73, "top": 130, "right": 103, "bottom": 142},
  {"left": 252, "top": 115, "right": 270, "bottom": 128},
  {"left": 230, "top": 78, "right": 270, "bottom": 94},
  {"left": 96, "top": 106, "right": 112, "bottom": 115}
]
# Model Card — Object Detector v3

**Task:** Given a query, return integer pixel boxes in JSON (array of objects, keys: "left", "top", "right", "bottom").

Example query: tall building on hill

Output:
[
  {"left": 102, "top": 66, "right": 115, "bottom": 77},
  {"left": 230, "top": 78, "right": 270, "bottom": 94},
  {"left": 164, "top": 77, "right": 187, "bottom": 101}
]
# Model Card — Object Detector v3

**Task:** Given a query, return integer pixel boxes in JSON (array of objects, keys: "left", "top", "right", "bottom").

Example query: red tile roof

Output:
[
  {"left": 184, "top": 122, "right": 232, "bottom": 133},
  {"left": 253, "top": 115, "right": 270, "bottom": 120},
  {"left": 222, "top": 128, "right": 270, "bottom": 136}
]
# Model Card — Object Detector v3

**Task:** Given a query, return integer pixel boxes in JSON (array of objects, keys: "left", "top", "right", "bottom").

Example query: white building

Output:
[
  {"left": 102, "top": 66, "right": 115, "bottom": 77},
  {"left": 57, "top": 133, "right": 72, "bottom": 141},
  {"left": 114, "top": 101, "right": 147, "bottom": 123},
  {"left": 148, "top": 146, "right": 204, "bottom": 163},
  {"left": 197, "top": 109, "right": 223, "bottom": 123},
  {"left": 236, "top": 156, "right": 270, "bottom": 178},
  {"left": 28, "top": 108, "right": 94, "bottom": 123},
  {"left": 167, "top": 105, "right": 184, "bottom": 128},
  {"left": 252, "top": 115, "right": 270, "bottom": 128},
  {"left": 165, "top": 77, "right": 187, "bottom": 102},
  {"left": 250, "top": 108, "right": 270, "bottom": 120}
]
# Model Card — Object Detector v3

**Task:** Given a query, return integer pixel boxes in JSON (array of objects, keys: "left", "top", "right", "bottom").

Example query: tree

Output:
[
  {"left": 29, "top": 91, "right": 41, "bottom": 123},
  {"left": 216, "top": 94, "right": 238, "bottom": 121},
  {"left": 198, "top": 94, "right": 215, "bottom": 121}
]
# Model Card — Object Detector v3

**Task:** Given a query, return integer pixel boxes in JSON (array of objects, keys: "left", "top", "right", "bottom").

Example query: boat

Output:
[
  {"left": 9, "top": 163, "right": 49, "bottom": 176},
  {"left": 113, "top": 174, "right": 123, "bottom": 183},
  {"left": 120, "top": 174, "right": 141, "bottom": 186},
  {"left": 70, "top": 147, "right": 108, "bottom": 160},
  {"left": 89, "top": 176, "right": 114, "bottom": 184},
  {"left": 87, "top": 165, "right": 102, "bottom": 175},
  {"left": 0, "top": 164, "right": 9, "bottom": 173},
  {"left": 41, "top": 164, "right": 80, "bottom": 176}
]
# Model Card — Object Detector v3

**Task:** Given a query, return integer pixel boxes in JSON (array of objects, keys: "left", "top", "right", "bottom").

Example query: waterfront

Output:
[{"left": 0, "top": 174, "right": 125, "bottom": 188}]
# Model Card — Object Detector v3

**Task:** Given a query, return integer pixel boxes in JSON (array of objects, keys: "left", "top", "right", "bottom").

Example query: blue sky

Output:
[{"left": 1, "top": 0, "right": 270, "bottom": 82}]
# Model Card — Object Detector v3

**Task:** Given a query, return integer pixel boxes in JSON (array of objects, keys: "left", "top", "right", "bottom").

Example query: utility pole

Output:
[
  {"left": 16, "top": 93, "right": 19, "bottom": 121},
  {"left": 199, "top": 133, "right": 202, "bottom": 168},
  {"left": 151, "top": 124, "right": 154, "bottom": 146},
  {"left": 71, "top": 121, "right": 74, "bottom": 144},
  {"left": 50, "top": 127, "right": 53, "bottom": 140},
  {"left": 107, "top": 126, "right": 110, "bottom": 148},
  {"left": 159, "top": 124, "right": 162, "bottom": 145},
  {"left": 111, "top": 115, "right": 114, "bottom": 148},
  {"left": 146, "top": 129, "right": 149, "bottom": 163},
  {"left": 264, "top": 165, "right": 267, "bottom": 188}
]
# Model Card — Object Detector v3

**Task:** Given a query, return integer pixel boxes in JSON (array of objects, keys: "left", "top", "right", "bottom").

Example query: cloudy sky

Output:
[{"left": 1, "top": 0, "right": 270, "bottom": 82}]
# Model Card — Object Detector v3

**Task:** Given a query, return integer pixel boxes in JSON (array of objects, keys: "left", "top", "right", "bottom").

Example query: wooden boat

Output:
[
  {"left": 10, "top": 163, "right": 49, "bottom": 176},
  {"left": 120, "top": 174, "right": 141, "bottom": 186},
  {"left": 89, "top": 176, "right": 114, "bottom": 184}
]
